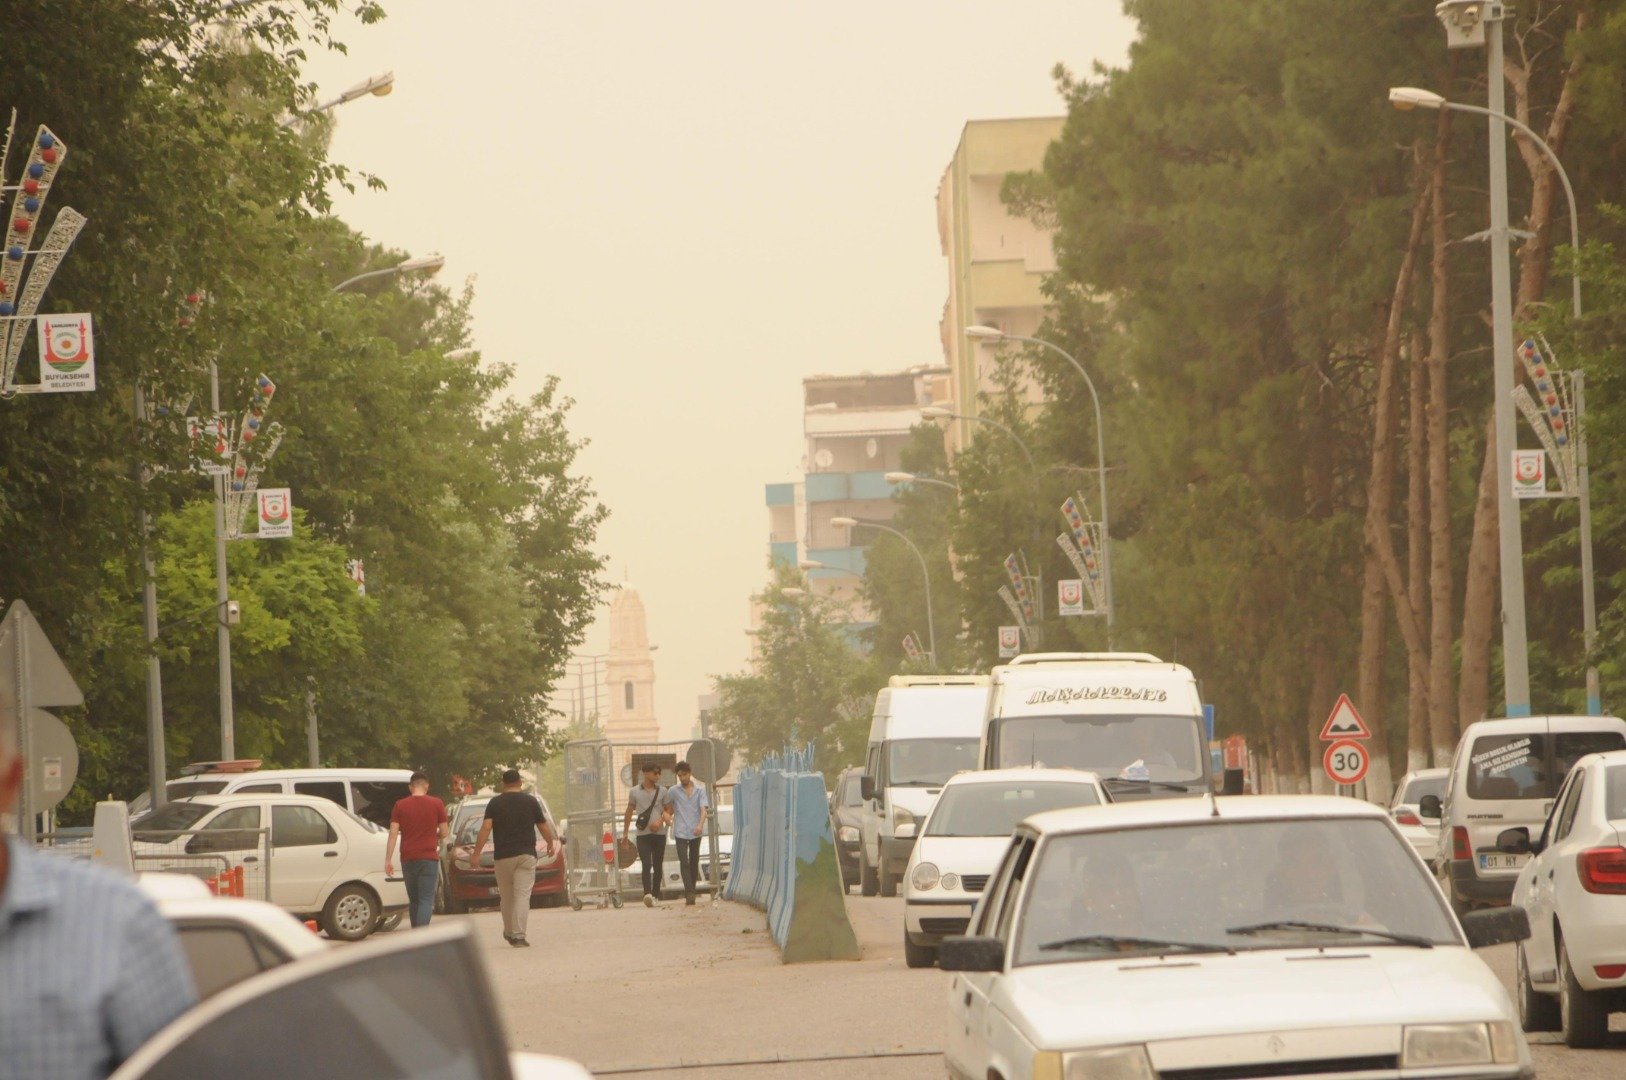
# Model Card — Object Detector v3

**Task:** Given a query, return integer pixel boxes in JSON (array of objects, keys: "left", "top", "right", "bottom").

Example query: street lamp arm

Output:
[
  {"left": 930, "top": 410, "right": 1036, "bottom": 466},
  {"left": 843, "top": 519, "right": 937, "bottom": 670},
  {"left": 331, "top": 265, "right": 408, "bottom": 293}
]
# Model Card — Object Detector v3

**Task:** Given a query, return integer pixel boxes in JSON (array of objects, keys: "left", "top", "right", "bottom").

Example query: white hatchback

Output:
[
  {"left": 1390, "top": 767, "right": 1448, "bottom": 862},
  {"left": 133, "top": 793, "right": 407, "bottom": 941},
  {"left": 1507, "top": 748, "right": 1626, "bottom": 1048},
  {"left": 903, "top": 768, "right": 1106, "bottom": 968},
  {"left": 941, "top": 796, "right": 1534, "bottom": 1080}
]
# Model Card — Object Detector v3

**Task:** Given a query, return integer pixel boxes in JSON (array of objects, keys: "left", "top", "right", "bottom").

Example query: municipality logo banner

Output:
[
  {"left": 38, "top": 313, "right": 95, "bottom": 393},
  {"left": 1058, "top": 579, "right": 1085, "bottom": 617},
  {"left": 255, "top": 488, "right": 293, "bottom": 539}
]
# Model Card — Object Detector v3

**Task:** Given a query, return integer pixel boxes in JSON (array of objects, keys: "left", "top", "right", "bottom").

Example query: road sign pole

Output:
[
  {"left": 13, "top": 610, "right": 34, "bottom": 842},
  {"left": 211, "top": 360, "right": 236, "bottom": 759}
]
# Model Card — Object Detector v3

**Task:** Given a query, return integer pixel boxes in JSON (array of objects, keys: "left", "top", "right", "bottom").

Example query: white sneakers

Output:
[{"left": 642, "top": 893, "right": 654, "bottom": 907}]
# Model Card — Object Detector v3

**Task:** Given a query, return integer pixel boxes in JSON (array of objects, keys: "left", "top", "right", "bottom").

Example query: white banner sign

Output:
[
  {"left": 255, "top": 488, "right": 293, "bottom": 539},
  {"left": 998, "top": 626, "right": 1020, "bottom": 659},
  {"left": 38, "top": 313, "right": 95, "bottom": 392},
  {"left": 1058, "top": 579, "right": 1085, "bottom": 617},
  {"left": 1511, "top": 449, "right": 1546, "bottom": 499}
]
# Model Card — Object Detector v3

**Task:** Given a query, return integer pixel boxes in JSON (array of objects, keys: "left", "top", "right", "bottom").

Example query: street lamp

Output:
[
  {"left": 830, "top": 516, "right": 937, "bottom": 669},
  {"left": 919, "top": 406, "right": 1036, "bottom": 467},
  {"left": 1390, "top": 82, "right": 1595, "bottom": 713},
  {"left": 884, "top": 471, "right": 959, "bottom": 493},
  {"left": 331, "top": 253, "right": 445, "bottom": 294},
  {"left": 967, "top": 326, "right": 1116, "bottom": 643},
  {"left": 279, "top": 71, "right": 395, "bottom": 130}
]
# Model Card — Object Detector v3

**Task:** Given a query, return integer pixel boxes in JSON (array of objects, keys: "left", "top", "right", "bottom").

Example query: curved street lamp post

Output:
[{"left": 826, "top": 519, "right": 937, "bottom": 670}]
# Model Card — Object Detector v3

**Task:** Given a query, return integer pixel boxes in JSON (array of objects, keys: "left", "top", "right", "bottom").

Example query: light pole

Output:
[
  {"left": 279, "top": 71, "right": 395, "bottom": 130},
  {"left": 331, "top": 253, "right": 445, "bottom": 294},
  {"left": 829, "top": 517, "right": 937, "bottom": 669},
  {"left": 884, "top": 471, "right": 959, "bottom": 494},
  {"left": 1390, "top": 83, "right": 1597, "bottom": 715},
  {"left": 967, "top": 325, "right": 1116, "bottom": 643},
  {"left": 919, "top": 406, "right": 1036, "bottom": 467}
]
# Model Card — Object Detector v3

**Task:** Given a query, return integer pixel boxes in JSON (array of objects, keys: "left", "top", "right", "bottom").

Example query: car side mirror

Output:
[
  {"left": 860, "top": 775, "right": 875, "bottom": 802},
  {"left": 939, "top": 936, "right": 1004, "bottom": 973},
  {"left": 1495, "top": 826, "right": 1531, "bottom": 856},
  {"left": 1459, "top": 906, "right": 1530, "bottom": 949},
  {"left": 1418, "top": 794, "right": 1442, "bottom": 819},
  {"left": 895, "top": 822, "right": 916, "bottom": 839}
]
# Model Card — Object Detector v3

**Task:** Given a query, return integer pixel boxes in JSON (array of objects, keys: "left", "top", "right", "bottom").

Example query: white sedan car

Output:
[
  {"left": 133, "top": 793, "right": 407, "bottom": 941},
  {"left": 1389, "top": 766, "right": 1448, "bottom": 862},
  {"left": 942, "top": 795, "right": 1534, "bottom": 1080},
  {"left": 1508, "top": 748, "right": 1626, "bottom": 1048},
  {"left": 903, "top": 768, "right": 1105, "bottom": 969}
]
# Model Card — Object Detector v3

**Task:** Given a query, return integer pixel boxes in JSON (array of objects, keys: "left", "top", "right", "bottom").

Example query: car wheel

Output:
[
  {"left": 1516, "top": 944, "right": 1560, "bottom": 1032},
  {"left": 879, "top": 858, "right": 898, "bottom": 898},
  {"left": 433, "top": 868, "right": 448, "bottom": 915},
  {"left": 610, "top": 893, "right": 624, "bottom": 909},
  {"left": 569, "top": 894, "right": 584, "bottom": 911},
  {"left": 1559, "top": 939, "right": 1609, "bottom": 1049},
  {"left": 322, "top": 884, "right": 380, "bottom": 942},
  {"left": 860, "top": 852, "right": 879, "bottom": 898},
  {"left": 904, "top": 934, "right": 937, "bottom": 969}
]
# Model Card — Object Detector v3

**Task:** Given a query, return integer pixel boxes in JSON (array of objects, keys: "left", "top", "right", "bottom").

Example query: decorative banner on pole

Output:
[
  {"left": 36, "top": 313, "right": 93, "bottom": 392},
  {"left": 1510, "top": 449, "right": 1546, "bottom": 500},
  {"left": 1003, "top": 553, "right": 1035, "bottom": 624},
  {"left": 1511, "top": 335, "right": 1578, "bottom": 495},
  {"left": 1058, "top": 579, "right": 1085, "bottom": 617},
  {"left": 1060, "top": 495, "right": 1107, "bottom": 610},
  {"left": 901, "top": 633, "right": 921, "bottom": 662},
  {"left": 346, "top": 559, "right": 366, "bottom": 597},
  {"left": 998, "top": 585, "right": 1026, "bottom": 629},
  {"left": 187, "top": 416, "right": 231, "bottom": 475},
  {"left": 997, "top": 626, "right": 1020, "bottom": 658},
  {"left": 254, "top": 488, "right": 293, "bottom": 539}
]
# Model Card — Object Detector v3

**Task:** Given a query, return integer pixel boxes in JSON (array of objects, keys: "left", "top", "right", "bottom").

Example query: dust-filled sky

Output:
[{"left": 302, "top": 2, "right": 1136, "bottom": 738}]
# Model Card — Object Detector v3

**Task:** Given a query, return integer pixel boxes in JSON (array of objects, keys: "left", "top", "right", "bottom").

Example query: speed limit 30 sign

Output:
[{"left": 1323, "top": 739, "right": 1370, "bottom": 787}]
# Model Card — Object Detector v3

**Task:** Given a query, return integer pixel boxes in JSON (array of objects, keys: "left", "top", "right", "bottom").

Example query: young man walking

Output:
[
  {"left": 667, "top": 760, "right": 711, "bottom": 906},
  {"left": 386, "top": 771, "right": 448, "bottom": 928},
  {"left": 622, "top": 762, "right": 671, "bottom": 906},
  {"left": 471, "top": 769, "right": 560, "bottom": 947}
]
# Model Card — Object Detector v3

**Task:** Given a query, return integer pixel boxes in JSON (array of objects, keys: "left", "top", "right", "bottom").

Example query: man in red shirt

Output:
[{"left": 386, "top": 771, "right": 449, "bottom": 927}]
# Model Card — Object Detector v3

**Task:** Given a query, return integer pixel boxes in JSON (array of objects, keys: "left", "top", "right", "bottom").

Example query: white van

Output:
[
  {"left": 978, "top": 653, "right": 1209, "bottom": 802},
  {"left": 129, "top": 761, "right": 415, "bottom": 829},
  {"left": 1423, "top": 714, "right": 1626, "bottom": 914},
  {"left": 859, "top": 675, "right": 990, "bottom": 898}
]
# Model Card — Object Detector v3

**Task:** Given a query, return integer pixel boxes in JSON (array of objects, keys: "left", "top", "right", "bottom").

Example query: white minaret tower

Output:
[{"left": 603, "top": 584, "right": 659, "bottom": 744}]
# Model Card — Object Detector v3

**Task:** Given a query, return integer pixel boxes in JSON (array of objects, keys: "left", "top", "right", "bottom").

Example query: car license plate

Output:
[{"left": 1479, "top": 852, "right": 1528, "bottom": 872}]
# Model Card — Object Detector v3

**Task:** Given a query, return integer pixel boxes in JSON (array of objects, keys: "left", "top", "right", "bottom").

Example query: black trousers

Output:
[
  {"left": 636, "top": 833, "right": 667, "bottom": 898},
  {"left": 674, "top": 836, "right": 702, "bottom": 897}
]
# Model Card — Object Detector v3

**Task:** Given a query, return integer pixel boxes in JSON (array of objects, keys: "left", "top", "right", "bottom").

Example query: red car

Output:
[{"left": 436, "top": 792, "right": 566, "bottom": 914}]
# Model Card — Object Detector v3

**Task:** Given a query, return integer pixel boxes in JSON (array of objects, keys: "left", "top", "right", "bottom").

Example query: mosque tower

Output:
[{"left": 603, "top": 584, "right": 659, "bottom": 744}]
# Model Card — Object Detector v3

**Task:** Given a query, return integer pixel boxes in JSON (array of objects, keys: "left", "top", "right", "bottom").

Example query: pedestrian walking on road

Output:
[
  {"left": 623, "top": 762, "right": 671, "bottom": 906},
  {"left": 386, "top": 770, "right": 448, "bottom": 928},
  {"left": 668, "top": 760, "right": 710, "bottom": 906},
  {"left": 471, "top": 769, "right": 561, "bottom": 947},
  {"left": 0, "top": 710, "right": 197, "bottom": 1080}
]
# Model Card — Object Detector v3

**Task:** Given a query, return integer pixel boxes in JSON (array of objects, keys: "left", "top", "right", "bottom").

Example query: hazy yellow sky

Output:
[{"left": 304, "top": 1, "right": 1136, "bottom": 739}]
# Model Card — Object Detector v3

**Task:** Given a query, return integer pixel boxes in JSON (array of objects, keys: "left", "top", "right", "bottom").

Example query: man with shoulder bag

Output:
[{"left": 623, "top": 762, "right": 671, "bottom": 906}]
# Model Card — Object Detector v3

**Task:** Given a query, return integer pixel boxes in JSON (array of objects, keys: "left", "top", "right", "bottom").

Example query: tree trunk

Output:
[
  {"left": 1308, "top": 632, "right": 1340, "bottom": 795},
  {"left": 1407, "top": 330, "right": 1430, "bottom": 775},
  {"left": 1458, "top": 412, "right": 1499, "bottom": 730},
  {"left": 1426, "top": 107, "right": 1458, "bottom": 763}
]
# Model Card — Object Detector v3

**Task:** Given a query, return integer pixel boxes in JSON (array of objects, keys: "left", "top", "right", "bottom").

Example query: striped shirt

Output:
[{"left": 0, "top": 837, "right": 197, "bottom": 1080}]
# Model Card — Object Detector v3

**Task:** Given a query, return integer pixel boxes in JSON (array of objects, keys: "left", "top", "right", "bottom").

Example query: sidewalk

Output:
[{"left": 477, "top": 895, "right": 946, "bottom": 1077}]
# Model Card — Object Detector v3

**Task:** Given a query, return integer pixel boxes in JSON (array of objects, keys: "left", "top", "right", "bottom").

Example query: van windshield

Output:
[
  {"left": 886, "top": 738, "right": 979, "bottom": 786},
  {"left": 129, "top": 780, "right": 229, "bottom": 817},
  {"left": 991, "top": 714, "right": 1204, "bottom": 782}
]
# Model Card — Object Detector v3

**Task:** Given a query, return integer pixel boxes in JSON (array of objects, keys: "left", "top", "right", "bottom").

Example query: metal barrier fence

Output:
[
  {"left": 722, "top": 746, "right": 857, "bottom": 962},
  {"left": 36, "top": 827, "right": 272, "bottom": 902}
]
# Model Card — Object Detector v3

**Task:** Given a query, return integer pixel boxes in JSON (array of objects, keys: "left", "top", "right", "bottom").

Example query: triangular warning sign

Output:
[
  {"left": 1320, "top": 693, "right": 1371, "bottom": 741},
  {"left": 0, "top": 600, "right": 85, "bottom": 710}
]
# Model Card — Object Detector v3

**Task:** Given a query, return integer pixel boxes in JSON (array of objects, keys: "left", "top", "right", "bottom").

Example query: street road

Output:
[{"left": 470, "top": 896, "right": 1624, "bottom": 1078}]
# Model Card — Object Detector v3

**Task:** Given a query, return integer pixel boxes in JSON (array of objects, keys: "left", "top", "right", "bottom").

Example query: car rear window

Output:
[
  {"left": 1607, "top": 766, "right": 1626, "bottom": 822},
  {"left": 1467, "top": 735, "right": 1548, "bottom": 800},
  {"left": 1554, "top": 732, "right": 1626, "bottom": 784},
  {"left": 350, "top": 781, "right": 409, "bottom": 828},
  {"left": 1400, "top": 775, "right": 1445, "bottom": 805}
]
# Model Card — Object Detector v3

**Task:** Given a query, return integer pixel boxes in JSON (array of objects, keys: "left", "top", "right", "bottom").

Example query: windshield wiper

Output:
[
  {"left": 1040, "top": 934, "right": 1233, "bottom": 956},
  {"left": 1224, "top": 921, "right": 1435, "bottom": 949},
  {"left": 1101, "top": 777, "right": 1194, "bottom": 793}
]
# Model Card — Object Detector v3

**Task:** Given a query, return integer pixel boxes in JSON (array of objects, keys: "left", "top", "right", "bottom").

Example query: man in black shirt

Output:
[{"left": 471, "top": 769, "right": 561, "bottom": 946}]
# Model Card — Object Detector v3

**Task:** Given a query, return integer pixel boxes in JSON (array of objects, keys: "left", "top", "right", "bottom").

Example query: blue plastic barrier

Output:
[{"left": 722, "top": 746, "right": 859, "bottom": 962}]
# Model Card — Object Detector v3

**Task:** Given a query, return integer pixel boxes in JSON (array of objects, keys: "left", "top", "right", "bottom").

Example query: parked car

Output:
[
  {"left": 940, "top": 795, "right": 1533, "bottom": 1080},
  {"left": 1389, "top": 767, "right": 1448, "bottom": 862},
  {"left": 108, "top": 922, "right": 593, "bottom": 1080},
  {"left": 437, "top": 791, "right": 566, "bottom": 915},
  {"left": 1424, "top": 714, "right": 1626, "bottom": 914},
  {"left": 1506, "top": 747, "right": 1626, "bottom": 1048},
  {"left": 830, "top": 767, "right": 865, "bottom": 890},
  {"left": 139, "top": 872, "right": 326, "bottom": 999},
  {"left": 132, "top": 792, "right": 407, "bottom": 941},
  {"left": 902, "top": 768, "right": 1106, "bottom": 968},
  {"left": 129, "top": 761, "right": 414, "bottom": 830}
]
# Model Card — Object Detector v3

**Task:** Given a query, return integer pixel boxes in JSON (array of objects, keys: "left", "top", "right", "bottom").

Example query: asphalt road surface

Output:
[{"left": 469, "top": 893, "right": 1624, "bottom": 1078}]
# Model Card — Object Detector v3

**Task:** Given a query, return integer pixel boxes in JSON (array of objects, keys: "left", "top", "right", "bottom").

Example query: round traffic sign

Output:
[{"left": 1323, "top": 739, "right": 1370, "bottom": 786}]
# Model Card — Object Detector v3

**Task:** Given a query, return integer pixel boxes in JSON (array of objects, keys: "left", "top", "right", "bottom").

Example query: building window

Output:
[{"left": 624, "top": 682, "right": 635, "bottom": 710}]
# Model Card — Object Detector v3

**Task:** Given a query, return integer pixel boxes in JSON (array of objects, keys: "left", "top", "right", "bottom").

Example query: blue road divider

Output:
[{"left": 723, "top": 745, "right": 859, "bottom": 962}]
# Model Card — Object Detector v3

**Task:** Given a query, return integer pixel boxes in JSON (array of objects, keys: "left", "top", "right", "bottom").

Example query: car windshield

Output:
[
  {"left": 991, "top": 713, "right": 1204, "bottom": 782},
  {"left": 927, "top": 781, "right": 1100, "bottom": 837},
  {"left": 343, "top": 807, "right": 383, "bottom": 833},
  {"left": 840, "top": 776, "right": 864, "bottom": 808},
  {"left": 1607, "top": 765, "right": 1626, "bottom": 822},
  {"left": 136, "top": 802, "right": 216, "bottom": 834},
  {"left": 886, "top": 738, "right": 979, "bottom": 786},
  {"left": 1399, "top": 775, "right": 1446, "bottom": 806},
  {"left": 1012, "top": 817, "right": 1458, "bottom": 966},
  {"left": 131, "top": 780, "right": 229, "bottom": 816}
]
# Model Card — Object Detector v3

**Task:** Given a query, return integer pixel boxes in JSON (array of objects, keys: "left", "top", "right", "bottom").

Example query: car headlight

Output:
[
  {"left": 1032, "top": 1045, "right": 1155, "bottom": 1080},
  {"left": 1401, "top": 1023, "right": 1517, "bottom": 1067},
  {"left": 838, "top": 825, "right": 859, "bottom": 843},
  {"left": 910, "top": 862, "right": 940, "bottom": 891},
  {"left": 940, "top": 872, "right": 960, "bottom": 891}
]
